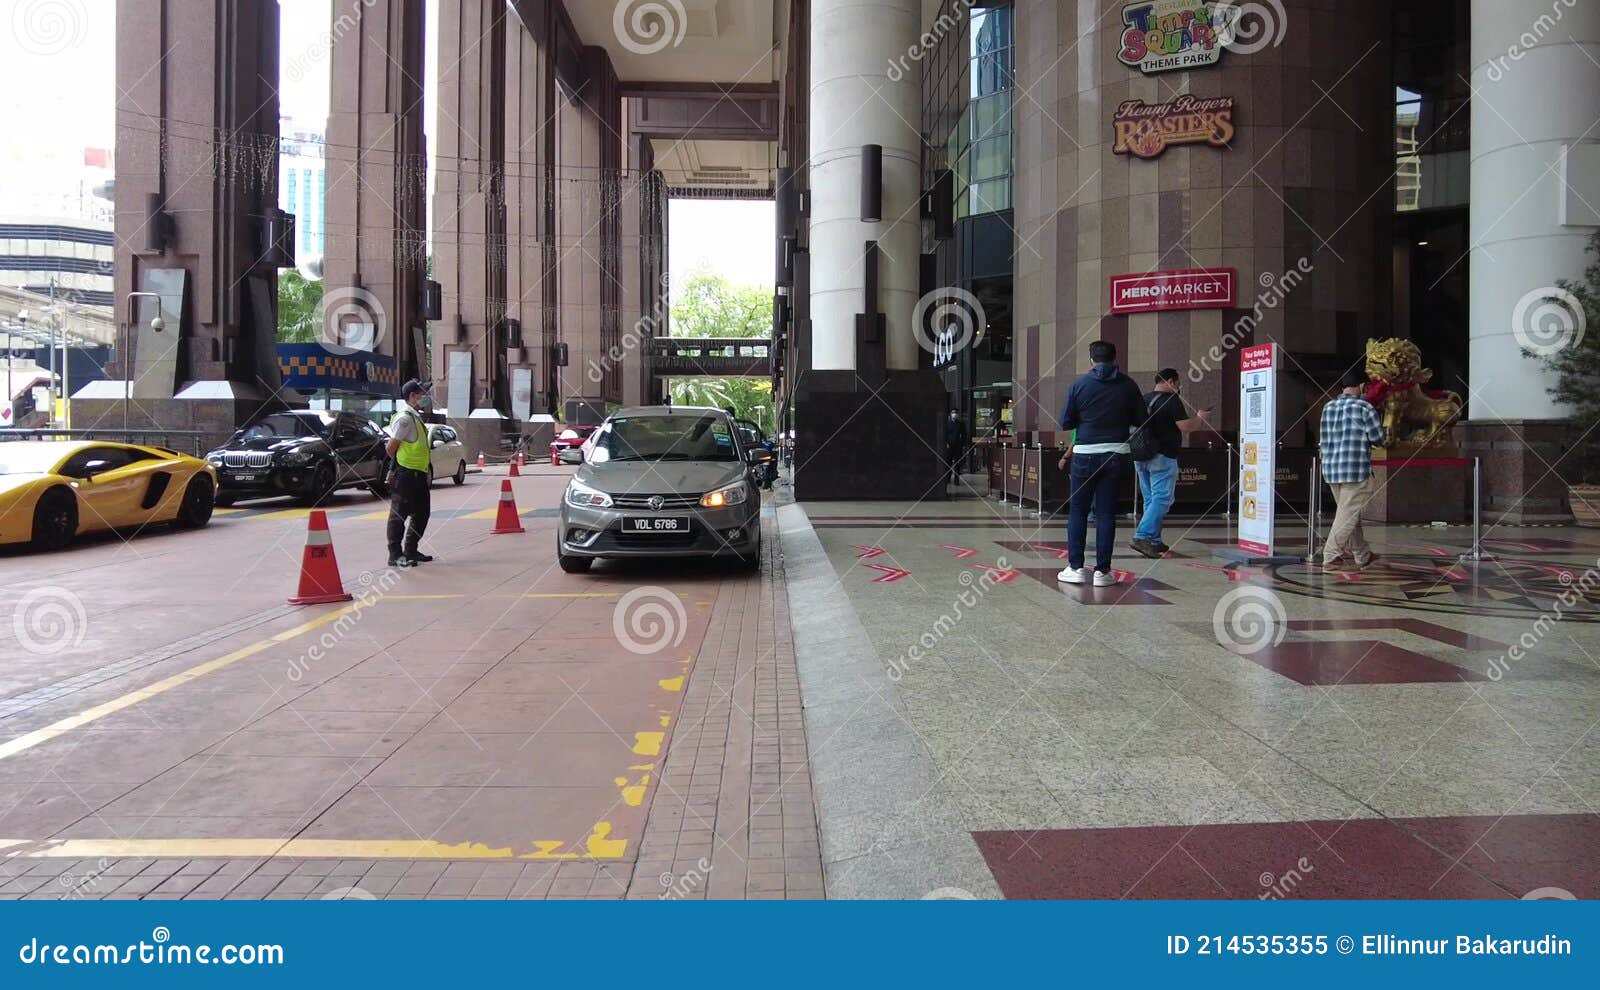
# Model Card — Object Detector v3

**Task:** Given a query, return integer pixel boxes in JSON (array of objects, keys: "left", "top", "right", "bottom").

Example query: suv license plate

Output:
[
  {"left": 234, "top": 474, "right": 256, "bottom": 482},
  {"left": 625, "top": 516, "right": 689, "bottom": 534}
]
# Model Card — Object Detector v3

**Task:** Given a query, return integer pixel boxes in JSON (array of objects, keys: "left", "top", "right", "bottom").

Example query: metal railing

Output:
[{"left": 0, "top": 428, "right": 210, "bottom": 456}]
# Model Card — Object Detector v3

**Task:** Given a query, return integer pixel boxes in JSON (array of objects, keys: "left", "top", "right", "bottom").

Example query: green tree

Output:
[
  {"left": 278, "top": 270, "right": 323, "bottom": 343},
  {"left": 666, "top": 273, "right": 775, "bottom": 431},
  {"left": 1541, "top": 229, "right": 1600, "bottom": 483}
]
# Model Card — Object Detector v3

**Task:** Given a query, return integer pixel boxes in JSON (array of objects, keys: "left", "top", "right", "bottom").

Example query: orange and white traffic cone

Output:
[
  {"left": 477, "top": 451, "right": 486, "bottom": 469},
  {"left": 288, "top": 510, "right": 354, "bottom": 605},
  {"left": 517, "top": 451, "right": 526, "bottom": 469},
  {"left": 550, "top": 446, "right": 560, "bottom": 466},
  {"left": 508, "top": 457, "right": 521, "bottom": 478},
  {"left": 491, "top": 479, "right": 525, "bottom": 534}
]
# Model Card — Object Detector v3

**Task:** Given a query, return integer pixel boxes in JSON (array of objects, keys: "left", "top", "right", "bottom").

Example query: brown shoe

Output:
[{"left": 1352, "top": 551, "right": 1380, "bottom": 569}]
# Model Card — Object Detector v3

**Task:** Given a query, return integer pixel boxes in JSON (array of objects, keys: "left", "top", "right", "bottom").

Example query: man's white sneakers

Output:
[{"left": 1057, "top": 567, "right": 1121, "bottom": 587}]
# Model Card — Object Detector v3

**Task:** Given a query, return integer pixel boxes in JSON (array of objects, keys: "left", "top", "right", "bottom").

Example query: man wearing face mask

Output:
[{"left": 384, "top": 379, "right": 434, "bottom": 567}]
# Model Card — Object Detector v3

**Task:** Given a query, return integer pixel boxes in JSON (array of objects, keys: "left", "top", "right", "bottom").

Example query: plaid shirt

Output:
[{"left": 1319, "top": 393, "right": 1385, "bottom": 484}]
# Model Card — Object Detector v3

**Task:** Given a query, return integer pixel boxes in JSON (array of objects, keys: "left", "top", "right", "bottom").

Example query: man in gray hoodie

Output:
[{"left": 1055, "top": 340, "right": 1146, "bottom": 586}]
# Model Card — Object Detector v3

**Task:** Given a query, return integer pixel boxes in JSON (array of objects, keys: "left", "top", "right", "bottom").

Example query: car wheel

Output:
[
  {"left": 215, "top": 492, "right": 236, "bottom": 508},
  {"left": 558, "top": 551, "right": 593, "bottom": 574},
  {"left": 306, "top": 462, "right": 337, "bottom": 505},
  {"left": 31, "top": 487, "right": 78, "bottom": 551},
  {"left": 739, "top": 532, "right": 762, "bottom": 572},
  {"left": 453, "top": 460, "right": 466, "bottom": 485},
  {"left": 368, "top": 473, "right": 390, "bottom": 499},
  {"left": 172, "top": 475, "right": 215, "bottom": 529}
]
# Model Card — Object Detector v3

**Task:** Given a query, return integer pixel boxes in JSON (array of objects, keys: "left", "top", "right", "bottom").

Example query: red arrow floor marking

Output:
[
  {"left": 942, "top": 544, "right": 979, "bottom": 559},
  {"left": 851, "top": 545, "right": 887, "bottom": 559},
  {"left": 970, "top": 563, "right": 1020, "bottom": 583},
  {"left": 864, "top": 563, "right": 910, "bottom": 583}
]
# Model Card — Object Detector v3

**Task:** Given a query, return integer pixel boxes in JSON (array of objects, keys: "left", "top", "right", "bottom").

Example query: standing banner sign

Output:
[{"left": 1237, "top": 343, "right": 1277, "bottom": 556}]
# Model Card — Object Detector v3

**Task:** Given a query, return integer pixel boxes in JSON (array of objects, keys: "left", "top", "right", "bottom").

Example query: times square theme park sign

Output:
[{"left": 1117, "top": 1, "right": 1235, "bottom": 74}]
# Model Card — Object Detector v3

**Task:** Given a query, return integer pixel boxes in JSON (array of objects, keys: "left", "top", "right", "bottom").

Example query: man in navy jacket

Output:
[{"left": 1056, "top": 340, "right": 1146, "bottom": 586}]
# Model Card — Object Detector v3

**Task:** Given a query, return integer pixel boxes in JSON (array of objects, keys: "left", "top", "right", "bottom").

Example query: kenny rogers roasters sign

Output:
[
  {"left": 1112, "top": 95, "right": 1236, "bottom": 159},
  {"left": 1117, "top": 1, "right": 1233, "bottom": 74}
]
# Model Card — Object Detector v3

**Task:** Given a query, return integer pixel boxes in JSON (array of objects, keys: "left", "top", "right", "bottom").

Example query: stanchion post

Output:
[
  {"left": 1225, "top": 443, "right": 1234, "bottom": 541},
  {"left": 1465, "top": 456, "right": 1495, "bottom": 562},
  {"left": 1032, "top": 446, "right": 1044, "bottom": 518},
  {"left": 1306, "top": 456, "right": 1319, "bottom": 563}
]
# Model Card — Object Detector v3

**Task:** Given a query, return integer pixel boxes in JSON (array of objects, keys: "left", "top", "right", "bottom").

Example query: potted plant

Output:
[{"left": 1539, "top": 230, "right": 1600, "bottom": 525}]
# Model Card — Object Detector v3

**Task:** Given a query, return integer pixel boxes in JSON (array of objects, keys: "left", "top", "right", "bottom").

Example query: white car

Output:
[{"left": 427, "top": 424, "right": 468, "bottom": 485}]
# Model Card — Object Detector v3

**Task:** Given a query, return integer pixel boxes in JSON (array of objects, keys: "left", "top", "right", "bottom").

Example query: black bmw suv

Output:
[{"left": 206, "top": 410, "right": 390, "bottom": 506}]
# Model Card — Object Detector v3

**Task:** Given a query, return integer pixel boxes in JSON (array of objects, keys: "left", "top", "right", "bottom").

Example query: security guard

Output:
[{"left": 384, "top": 379, "right": 434, "bottom": 567}]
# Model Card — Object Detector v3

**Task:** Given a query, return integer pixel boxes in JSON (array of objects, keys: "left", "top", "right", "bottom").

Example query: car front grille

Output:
[
  {"left": 223, "top": 451, "right": 273, "bottom": 468},
  {"left": 611, "top": 493, "right": 702, "bottom": 510}
]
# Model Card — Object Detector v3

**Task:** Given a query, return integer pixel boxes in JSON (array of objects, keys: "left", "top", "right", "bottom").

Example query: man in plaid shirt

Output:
[{"left": 1319, "top": 367, "right": 1386, "bottom": 567}]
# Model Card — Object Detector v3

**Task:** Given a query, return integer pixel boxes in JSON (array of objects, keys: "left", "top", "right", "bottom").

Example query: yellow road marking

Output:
[
  {"left": 0, "top": 825, "right": 628, "bottom": 860},
  {"left": 658, "top": 676, "right": 683, "bottom": 692},
  {"left": 525, "top": 592, "right": 622, "bottom": 599},
  {"left": 631, "top": 731, "right": 664, "bottom": 756},
  {"left": 253, "top": 507, "right": 316, "bottom": 521},
  {"left": 0, "top": 602, "right": 368, "bottom": 761}
]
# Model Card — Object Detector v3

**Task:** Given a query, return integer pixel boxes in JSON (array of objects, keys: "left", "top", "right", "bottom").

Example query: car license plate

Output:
[
  {"left": 234, "top": 474, "right": 256, "bottom": 482},
  {"left": 625, "top": 516, "right": 689, "bottom": 533}
]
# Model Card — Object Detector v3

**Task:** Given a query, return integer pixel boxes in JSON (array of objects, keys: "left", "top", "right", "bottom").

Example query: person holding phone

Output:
[{"left": 1130, "top": 369, "right": 1212, "bottom": 559}]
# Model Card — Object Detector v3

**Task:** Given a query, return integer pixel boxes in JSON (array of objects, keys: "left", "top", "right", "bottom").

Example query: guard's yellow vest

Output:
[{"left": 393, "top": 407, "right": 430, "bottom": 472}]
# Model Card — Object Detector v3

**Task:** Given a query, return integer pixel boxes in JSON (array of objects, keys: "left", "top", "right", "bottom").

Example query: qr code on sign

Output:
[{"left": 1248, "top": 391, "right": 1263, "bottom": 421}]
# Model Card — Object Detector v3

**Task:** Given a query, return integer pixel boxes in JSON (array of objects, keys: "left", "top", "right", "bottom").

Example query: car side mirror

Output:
[
  {"left": 431, "top": 439, "right": 444, "bottom": 448},
  {"left": 81, "top": 460, "right": 111, "bottom": 479}
]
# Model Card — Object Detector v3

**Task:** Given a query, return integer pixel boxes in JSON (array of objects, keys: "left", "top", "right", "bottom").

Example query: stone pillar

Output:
[
  {"left": 324, "top": 0, "right": 427, "bottom": 385},
  {"left": 505, "top": 12, "right": 548, "bottom": 425},
  {"left": 1461, "top": 0, "right": 1598, "bottom": 521},
  {"left": 808, "top": 0, "right": 922, "bottom": 371},
  {"left": 102, "top": 0, "right": 280, "bottom": 443},
  {"left": 433, "top": 0, "right": 508, "bottom": 448},
  {"left": 1468, "top": 0, "right": 1599, "bottom": 421}
]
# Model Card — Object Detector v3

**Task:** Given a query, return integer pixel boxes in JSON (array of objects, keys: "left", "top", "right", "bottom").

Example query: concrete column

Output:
[
  {"left": 808, "top": 0, "right": 922, "bottom": 372},
  {"left": 433, "top": 0, "right": 508, "bottom": 420},
  {"left": 111, "top": 0, "right": 280, "bottom": 412},
  {"left": 505, "top": 14, "right": 548, "bottom": 414},
  {"left": 1469, "top": 0, "right": 1600, "bottom": 420},
  {"left": 324, "top": 0, "right": 427, "bottom": 381}
]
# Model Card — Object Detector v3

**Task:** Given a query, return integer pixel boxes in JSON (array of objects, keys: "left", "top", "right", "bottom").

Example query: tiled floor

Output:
[{"left": 785, "top": 498, "right": 1600, "bottom": 898}]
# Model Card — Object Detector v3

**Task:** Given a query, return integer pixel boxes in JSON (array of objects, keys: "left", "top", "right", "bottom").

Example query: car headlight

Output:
[
  {"left": 278, "top": 449, "right": 315, "bottom": 466},
  {"left": 206, "top": 453, "right": 223, "bottom": 466},
  {"left": 565, "top": 479, "right": 613, "bottom": 508},
  {"left": 700, "top": 484, "right": 748, "bottom": 508}
]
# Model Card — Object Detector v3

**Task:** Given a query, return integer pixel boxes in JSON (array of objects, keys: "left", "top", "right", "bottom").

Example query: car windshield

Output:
[
  {"left": 591, "top": 414, "right": 739, "bottom": 463},
  {"left": 239, "top": 414, "right": 324, "bottom": 440},
  {"left": 0, "top": 443, "right": 67, "bottom": 475}
]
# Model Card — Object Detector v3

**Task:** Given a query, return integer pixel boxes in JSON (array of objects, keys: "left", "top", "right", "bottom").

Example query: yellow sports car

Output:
[{"left": 0, "top": 441, "right": 218, "bottom": 550}]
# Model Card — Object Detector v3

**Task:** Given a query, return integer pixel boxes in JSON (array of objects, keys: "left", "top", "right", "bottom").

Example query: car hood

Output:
[
  {"left": 214, "top": 435, "right": 326, "bottom": 454},
  {"left": 0, "top": 473, "right": 50, "bottom": 499},
  {"left": 578, "top": 460, "right": 745, "bottom": 497}
]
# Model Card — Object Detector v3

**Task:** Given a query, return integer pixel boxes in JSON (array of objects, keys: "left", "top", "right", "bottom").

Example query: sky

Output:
[{"left": 0, "top": 0, "right": 771, "bottom": 289}]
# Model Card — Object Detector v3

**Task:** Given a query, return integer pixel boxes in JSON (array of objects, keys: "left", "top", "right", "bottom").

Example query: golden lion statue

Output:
[{"left": 1364, "top": 338, "right": 1463, "bottom": 452}]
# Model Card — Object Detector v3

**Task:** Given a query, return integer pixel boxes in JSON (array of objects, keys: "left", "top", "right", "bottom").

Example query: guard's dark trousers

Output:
[{"left": 386, "top": 466, "right": 431, "bottom": 557}]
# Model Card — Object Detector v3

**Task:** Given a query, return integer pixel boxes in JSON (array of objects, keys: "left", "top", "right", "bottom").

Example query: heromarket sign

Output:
[
  {"left": 1112, "top": 95, "right": 1236, "bottom": 158},
  {"left": 1117, "top": 1, "right": 1233, "bottom": 75},
  {"left": 1110, "top": 268, "right": 1236, "bottom": 314}
]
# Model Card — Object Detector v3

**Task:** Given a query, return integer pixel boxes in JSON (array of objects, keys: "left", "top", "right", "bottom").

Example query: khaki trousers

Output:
[{"left": 1324, "top": 474, "right": 1378, "bottom": 564}]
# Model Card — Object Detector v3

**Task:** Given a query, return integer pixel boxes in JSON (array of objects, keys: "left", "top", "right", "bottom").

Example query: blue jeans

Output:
[
  {"left": 1066, "top": 451, "right": 1125, "bottom": 572},
  {"left": 1134, "top": 454, "right": 1179, "bottom": 544}
]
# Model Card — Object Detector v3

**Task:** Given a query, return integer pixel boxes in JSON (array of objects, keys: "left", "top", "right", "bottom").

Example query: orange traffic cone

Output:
[
  {"left": 509, "top": 457, "right": 521, "bottom": 477},
  {"left": 477, "top": 451, "right": 486, "bottom": 469},
  {"left": 550, "top": 446, "right": 559, "bottom": 466},
  {"left": 491, "top": 479, "right": 525, "bottom": 534},
  {"left": 517, "top": 451, "right": 526, "bottom": 469},
  {"left": 288, "top": 510, "right": 354, "bottom": 605}
]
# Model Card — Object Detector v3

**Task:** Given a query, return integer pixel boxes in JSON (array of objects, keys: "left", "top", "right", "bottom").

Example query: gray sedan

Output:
[{"left": 557, "top": 406, "right": 762, "bottom": 573}]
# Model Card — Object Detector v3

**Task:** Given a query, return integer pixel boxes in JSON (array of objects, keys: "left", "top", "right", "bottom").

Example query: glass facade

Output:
[
  {"left": 1393, "top": 0, "right": 1470, "bottom": 212},
  {"left": 959, "top": 5, "right": 1014, "bottom": 218}
]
